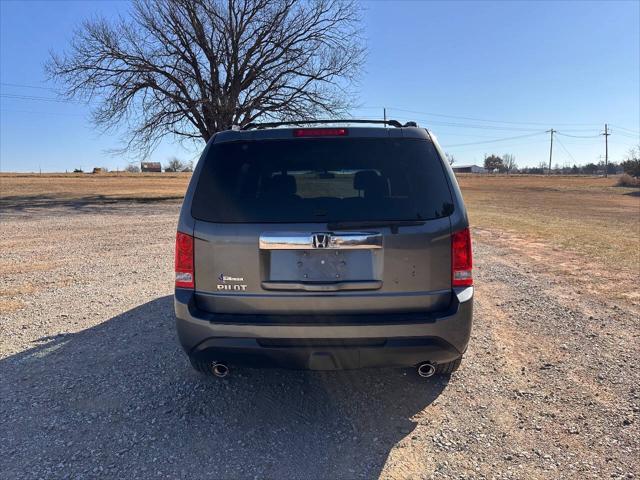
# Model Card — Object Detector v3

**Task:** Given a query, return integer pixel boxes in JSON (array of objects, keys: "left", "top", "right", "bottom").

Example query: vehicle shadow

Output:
[{"left": 1, "top": 296, "right": 449, "bottom": 479}]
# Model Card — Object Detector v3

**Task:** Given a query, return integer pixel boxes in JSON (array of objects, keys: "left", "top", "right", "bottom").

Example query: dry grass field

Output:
[
  {"left": 458, "top": 174, "right": 639, "bottom": 264},
  {"left": 457, "top": 174, "right": 640, "bottom": 303},
  {"left": 0, "top": 172, "right": 191, "bottom": 207}
]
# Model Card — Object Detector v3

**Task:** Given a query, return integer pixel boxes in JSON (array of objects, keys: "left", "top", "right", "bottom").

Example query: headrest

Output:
[
  {"left": 353, "top": 170, "right": 388, "bottom": 198},
  {"left": 353, "top": 170, "right": 380, "bottom": 190},
  {"left": 266, "top": 174, "right": 297, "bottom": 196}
]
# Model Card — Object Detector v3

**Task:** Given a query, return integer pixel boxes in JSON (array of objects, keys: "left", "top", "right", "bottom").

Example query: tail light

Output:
[
  {"left": 452, "top": 227, "right": 473, "bottom": 287},
  {"left": 293, "top": 128, "right": 348, "bottom": 137},
  {"left": 175, "top": 232, "right": 194, "bottom": 289}
]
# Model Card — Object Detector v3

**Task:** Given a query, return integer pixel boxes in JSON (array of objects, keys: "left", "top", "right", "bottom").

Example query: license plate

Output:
[{"left": 269, "top": 249, "right": 375, "bottom": 282}]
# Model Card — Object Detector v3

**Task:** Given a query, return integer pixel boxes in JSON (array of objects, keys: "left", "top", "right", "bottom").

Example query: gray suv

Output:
[{"left": 174, "top": 120, "right": 473, "bottom": 378}]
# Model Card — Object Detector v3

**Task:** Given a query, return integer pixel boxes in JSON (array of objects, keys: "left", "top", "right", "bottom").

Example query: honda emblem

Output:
[{"left": 312, "top": 233, "right": 331, "bottom": 249}]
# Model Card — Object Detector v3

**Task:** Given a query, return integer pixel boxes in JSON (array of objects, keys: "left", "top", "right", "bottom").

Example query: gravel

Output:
[{"left": 1, "top": 201, "right": 638, "bottom": 479}]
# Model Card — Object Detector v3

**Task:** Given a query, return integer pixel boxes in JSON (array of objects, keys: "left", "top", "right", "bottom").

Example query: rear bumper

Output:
[{"left": 174, "top": 287, "right": 473, "bottom": 370}]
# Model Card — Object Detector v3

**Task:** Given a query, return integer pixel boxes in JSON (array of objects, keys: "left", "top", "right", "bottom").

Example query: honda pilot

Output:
[{"left": 174, "top": 120, "right": 473, "bottom": 378}]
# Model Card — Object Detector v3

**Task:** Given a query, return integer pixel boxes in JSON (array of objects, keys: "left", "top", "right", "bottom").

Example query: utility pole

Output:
[
  {"left": 546, "top": 129, "right": 555, "bottom": 175},
  {"left": 602, "top": 123, "right": 610, "bottom": 178},
  {"left": 383, "top": 107, "right": 387, "bottom": 127}
]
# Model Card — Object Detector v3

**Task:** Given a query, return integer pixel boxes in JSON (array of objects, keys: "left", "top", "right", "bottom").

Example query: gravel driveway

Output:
[{"left": 1, "top": 201, "right": 638, "bottom": 479}]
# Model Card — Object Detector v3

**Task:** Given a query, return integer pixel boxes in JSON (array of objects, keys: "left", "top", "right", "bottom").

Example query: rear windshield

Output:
[{"left": 191, "top": 137, "right": 454, "bottom": 223}]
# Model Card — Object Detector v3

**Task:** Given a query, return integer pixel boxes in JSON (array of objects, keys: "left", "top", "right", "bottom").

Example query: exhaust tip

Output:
[
  {"left": 211, "top": 362, "right": 229, "bottom": 378},
  {"left": 417, "top": 362, "right": 436, "bottom": 378}
]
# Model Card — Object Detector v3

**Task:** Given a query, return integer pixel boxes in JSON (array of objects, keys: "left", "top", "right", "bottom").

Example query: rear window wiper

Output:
[{"left": 327, "top": 220, "right": 425, "bottom": 234}]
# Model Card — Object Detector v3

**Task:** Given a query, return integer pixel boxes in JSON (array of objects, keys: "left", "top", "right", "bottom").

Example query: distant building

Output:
[
  {"left": 141, "top": 162, "right": 162, "bottom": 173},
  {"left": 92, "top": 167, "right": 105, "bottom": 174},
  {"left": 452, "top": 164, "right": 487, "bottom": 174}
]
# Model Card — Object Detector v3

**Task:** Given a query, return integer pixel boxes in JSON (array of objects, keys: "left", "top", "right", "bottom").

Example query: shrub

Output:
[
  {"left": 621, "top": 146, "right": 640, "bottom": 177},
  {"left": 616, "top": 173, "right": 640, "bottom": 188},
  {"left": 620, "top": 159, "right": 640, "bottom": 177}
]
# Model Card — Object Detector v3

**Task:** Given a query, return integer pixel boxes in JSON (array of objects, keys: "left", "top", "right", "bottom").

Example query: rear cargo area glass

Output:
[{"left": 192, "top": 138, "right": 453, "bottom": 223}]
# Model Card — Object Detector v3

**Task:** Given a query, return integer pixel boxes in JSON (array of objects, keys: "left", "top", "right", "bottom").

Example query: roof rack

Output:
[{"left": 241, "top": 119, "right": 417, "bottom": 130}]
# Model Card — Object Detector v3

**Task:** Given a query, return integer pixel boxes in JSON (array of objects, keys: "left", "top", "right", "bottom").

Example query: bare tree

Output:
[
  {"left": 125, "top": 163, "right": 141, "bottom": 173},
  {"left": 502, "top": 153, "right": 517, "bottom": 174},
  {"left": 165, "top": 156, "right": 187, "bottom": 172},
  {"left": 47, "top": 0, "right": 365, "bottom": 155},
  {"left": 445, "top": 152, "right": 455, "bottom": 166}
]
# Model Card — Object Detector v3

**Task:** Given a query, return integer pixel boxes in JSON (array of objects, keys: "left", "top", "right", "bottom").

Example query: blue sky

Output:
[{"left": 1, "top": 0, "right": 639, "bottom": 172}]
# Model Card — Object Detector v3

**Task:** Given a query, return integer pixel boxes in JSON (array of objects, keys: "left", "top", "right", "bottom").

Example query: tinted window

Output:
[{"left": 191, "top": 137, "right": 454, "bottom": 223}]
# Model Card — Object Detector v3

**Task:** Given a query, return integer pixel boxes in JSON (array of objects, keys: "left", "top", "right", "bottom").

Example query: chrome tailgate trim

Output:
[{"left": 259, "top": 231, "right": 383, "bottom": 250}]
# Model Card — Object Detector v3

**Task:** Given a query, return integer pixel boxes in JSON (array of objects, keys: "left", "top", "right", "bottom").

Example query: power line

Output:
[
  {"left": 0, "top": 82, "right": 60, "bottom": 92},
  {"left": 609, "top": 124, "right": 640, "bottom": 135},
  {"left": 615, "top": 141, "right": 640, "bottom": 148},
  {"left": 613, "top": 130, "right": 640, "bottom": 140},
  {"left": 441, "top": 139, "right": 548, "bottom": 151},
  {"left": 397, "top": 115, "right": 602, "bottom": 133},
  {"left": 556, "top": 131, "right": 601, "bottom": 138},
  {"left": 361, "top": 105, "right": 639, "bottom": 134},
  {"left": 0, "top": 93, "right": 79, "bottom": 104},
  {"left": 405, "top": 117, "right": 546, "bottom": 132},
  {"left": 442, "top": 131, "right": 546, "bottom": 148},
  {"left": 384, "top": 106, "right": 601, "bottom": 127},
  {"left": 554, "top": 136, "right": 577, "bottom": 165},
  {"left": 419, "top": 130, "right": 541, "bottom": 139},
  {"left": 1, "top": 87, "right": 637, "bottom": 133},
  {"left": 0, "top": 109, "right": 86, "bottom": 116},
  {"left": 1, "top": 90, "right": 637, "bottom": 136},
  {"left": 554, "top": 139, "right": 601, "bottom": 146}
]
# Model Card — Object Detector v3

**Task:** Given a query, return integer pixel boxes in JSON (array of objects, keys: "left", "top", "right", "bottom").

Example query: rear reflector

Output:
[
  {"left": 452, "top": 227, "right": 473, "bottom": 287},
  {"left": 175, "top": 231, "right": 194, "bottom": 289},
  {"left": 293, "top": 128, "right": 348, "bottom": 137}
]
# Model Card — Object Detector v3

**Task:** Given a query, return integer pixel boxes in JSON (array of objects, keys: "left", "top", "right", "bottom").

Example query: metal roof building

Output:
[
  {"left": 141, "top": 162, "right": 162, "bottom": 172},
  {"left": 452, "top": 164, "right": 487, "bottom": 174}
]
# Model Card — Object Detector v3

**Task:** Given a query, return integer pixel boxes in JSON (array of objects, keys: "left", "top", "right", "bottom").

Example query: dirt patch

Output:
[
  {"left": 0, "top": 283, "right": 37, "bottom": 297},
  {"left": 474, "top": 227, "right": 640, "bottom": 307},
  {"left": 0, "top": 298, "right": 24, "bottom": 314},
  {"left": 458, "top": 174, "right": 640, "bottom": 278}
]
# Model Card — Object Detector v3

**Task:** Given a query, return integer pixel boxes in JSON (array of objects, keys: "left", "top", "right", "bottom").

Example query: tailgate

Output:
[{"left": 193, "top": 219, "right": 452, "bottom": 315}]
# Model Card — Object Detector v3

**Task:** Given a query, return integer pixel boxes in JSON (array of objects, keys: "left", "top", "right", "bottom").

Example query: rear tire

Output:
[{"left": 435, "top": 357, "right": 462, "bottom": 375}]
